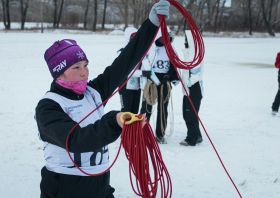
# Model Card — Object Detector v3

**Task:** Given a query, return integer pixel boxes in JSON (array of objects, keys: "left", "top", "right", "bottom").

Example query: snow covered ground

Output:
[
  {"left": 0, "top": 31, "right": 279, "bottom": 198},
  {"left": 2, "top": 22, "right": 280, "bottom": 38}
]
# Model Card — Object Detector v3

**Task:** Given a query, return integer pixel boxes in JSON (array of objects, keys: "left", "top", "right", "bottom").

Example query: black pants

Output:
[
  {"left": 140, "top": 73, "right": 170, "bottom": 138},
  {"left": 183, "top": 82, "right": 203, "bottom": 146},
  {"left": 119, "top": 85, "right": 141, "bottom": 114},
  {"left": 272, "top": 69, "right": 280, "bottom": 111},
  {"left": 40, "top": 167, "right": 114, "bottom": 198}
]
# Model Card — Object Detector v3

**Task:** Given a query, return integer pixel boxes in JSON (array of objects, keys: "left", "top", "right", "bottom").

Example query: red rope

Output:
[
  {"left": 159, "top": 0, "right": 205, "bottom": 70},
  {"left": 122, "top": 120, "right": 172, "bottom": 198},
  {"left": 158, "top": 1, "right": 242, "bottom": 197}
]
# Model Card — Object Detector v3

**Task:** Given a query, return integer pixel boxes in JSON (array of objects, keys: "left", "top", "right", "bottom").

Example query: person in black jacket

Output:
[
  {"left": 179, "top": 33, "right": 204, "bottom": 146},
  {"left": 35, "top": 1, "right": 170, "bottom": 198},
  {"left": 272, "top": 52, "right": 280, "bottom": 116},
  {"left": 140, "top": 27, "right": 180, "bottom": 144}
]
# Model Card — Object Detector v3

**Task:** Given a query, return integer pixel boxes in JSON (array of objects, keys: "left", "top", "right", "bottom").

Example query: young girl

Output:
[
  {"left": 140, "top": 26, "right": 180, "bottom": 144},
  {"left": 35, "top": 1, "right": 170, "bottom": 197}
]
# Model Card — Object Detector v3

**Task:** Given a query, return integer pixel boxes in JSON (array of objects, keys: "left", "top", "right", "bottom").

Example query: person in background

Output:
[
  {"left": 117, "top": 27, "right": 152, "bottom": 114},
  {"left": 35, "top": 1, "right": 170, "bottom": 197},
  {"left": 140, "top": 26, "right": 180, "bottom": 144},
  {"left": 272, "top": 52, "right": 280, "bottom": 116},
  {"left": 180, "top": 31, "right": 204, "bottom": 146}
]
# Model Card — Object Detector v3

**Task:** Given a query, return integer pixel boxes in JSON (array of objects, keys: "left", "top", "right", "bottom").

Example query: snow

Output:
[
  {"left": 109, "top": 30, "right": 125, "bottom": 35},
  {"left": 0, "top": 31, "right": 280, "bottom": 198},
  {"left": 0, "top": 22, "right": 53, "bottom": 29}
]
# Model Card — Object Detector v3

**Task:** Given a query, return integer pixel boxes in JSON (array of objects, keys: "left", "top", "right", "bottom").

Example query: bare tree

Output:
[
  {"left": 255, "top": 3, "right": 262, "bottom": 27},
  {"left": 57, "top": 0, "right": 64, "bottom": 28},
  {"left": 92, "top": 0, "right": 98, "bottom": 31},
  {"left": 102, "top": 0, "right": 108, "bottom": 29},
  {"left": 248, "top": 0, "right": 253, "bottom": 35},
  {"left": 261, "top": 0, "right": 275, "bottom": 36},
  {"left": 1, "top": 0, "right": 10, "bottom": 29},
  {"left": 218, "top": 0, "right": 226, "bottom": 29},
  {"left": 84, "top": 0, "right": 90, "bottom": 28},
  {"left": 213, "top": 0, "right": 220, "bottom": 33},
  {"left": 272, "top": 0, "right": 280, "bottom": 29},
  {"left": 130, "top": 0, "right": 153, "bottom": 28},
  {"left": 53, "top": 0, "right": 64, "bottom": 28},
  {"left": 206, "top": 0, "right": 218, "bottom": 27},
  {"left": 123, "top": 0, "right": 128, "bottom": 30},
  {"left": 53, "top": 0, "right": 57, "bottom": 27},
  {"left": 241, "top": 0, "right": 248, "bottom": 27},
  {"left": 194, "top": 0, "right": 210, "bottom": 33},
  {"left": 40, "top": 0, "right": 43, "bottom": 33},
  {"left": 176, "top": 0, "right": 195, "bottom": 34},
  {"left": 20, "top": 0, "right": 29, "bottom": 30},
  {"left": 132, "top": 0, "right": 139, "bottom": 27},
  {"left": 184, "top": 0, "right": 195, "bottom": 30},
  {"left": 114, "top": 0, "right": 128, "bottom": 29}
]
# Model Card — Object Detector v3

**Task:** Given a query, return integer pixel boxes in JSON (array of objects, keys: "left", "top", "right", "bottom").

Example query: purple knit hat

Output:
[{"left": 44, "top": 39, "right": 88, "bottom": 79}]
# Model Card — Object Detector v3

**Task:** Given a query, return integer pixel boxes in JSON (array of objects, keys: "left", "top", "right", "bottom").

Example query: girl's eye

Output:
[
  {"left": 75, "top": 67, "right": 79, "bottom": 69},
  {"left": 85, "top": 64, "right": 88, "bottom": 67}
]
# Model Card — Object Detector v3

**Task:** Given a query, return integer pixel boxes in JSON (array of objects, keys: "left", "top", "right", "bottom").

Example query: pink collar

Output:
[{"left": 55, "top": 79, "right": 88, "bottom": 95}]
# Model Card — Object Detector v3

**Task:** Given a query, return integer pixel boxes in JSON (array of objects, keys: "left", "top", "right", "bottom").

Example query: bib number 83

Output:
[{"left": 153, "top": 60, "right": 169, "bottom": 70}]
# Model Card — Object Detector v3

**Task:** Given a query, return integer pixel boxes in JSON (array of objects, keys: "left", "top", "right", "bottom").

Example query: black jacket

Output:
[{"left": 36, "top": 19, "right": 158, "bottom": 198}]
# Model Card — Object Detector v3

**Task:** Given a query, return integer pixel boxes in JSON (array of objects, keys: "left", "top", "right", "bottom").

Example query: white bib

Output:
[
  {"left": 152, "top": 47, "right": 170, "bottom": 74},
  {"left": 39, "top": 86, "right": 110, "bottom": 176}
]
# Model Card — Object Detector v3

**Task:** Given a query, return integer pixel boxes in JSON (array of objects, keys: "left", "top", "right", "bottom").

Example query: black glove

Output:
[
  {"left": 161, "top": 75, "right": 170, "bottom": 85},
  {"left": 142, "top": 70, "right": 152, "bottom": 78}
]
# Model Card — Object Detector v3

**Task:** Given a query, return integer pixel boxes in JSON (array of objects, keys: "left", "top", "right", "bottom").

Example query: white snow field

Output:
[{"left": 0, "top": 31, "right": 279, "bottom": 198}]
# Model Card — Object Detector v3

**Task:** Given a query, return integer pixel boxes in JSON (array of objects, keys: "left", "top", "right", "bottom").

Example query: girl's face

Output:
[{"left": 58, "top": 60, "right": 89, "bottom": 82}]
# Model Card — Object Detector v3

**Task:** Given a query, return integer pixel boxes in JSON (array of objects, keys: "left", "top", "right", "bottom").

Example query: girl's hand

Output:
[{"left": 116, "top": 112, "right": 147, "bottom": 128}]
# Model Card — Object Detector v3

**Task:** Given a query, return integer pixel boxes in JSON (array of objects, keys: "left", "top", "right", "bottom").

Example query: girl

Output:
[
  {"left": 140, "top": 26, "right": 179, "bottom": 144},
  {"left": 35, "top": 1, "right": 170, "bottom": 197}
]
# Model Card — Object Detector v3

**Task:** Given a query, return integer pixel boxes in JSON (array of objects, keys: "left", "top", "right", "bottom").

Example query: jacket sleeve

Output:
[
  {"left": 189, "top": 61, "right": 204, "bottom": 86},
  {"left": 88, "top": 19, "right": 158, "bottom": 104},
  {"left": 182, "top": 48, "right": 204, "bottom": 87},
  {"left": 166, "top": 46, "right": 180, "bottom": 85},
  {"left": 129, "top": 67, "right": 143, "bottom": 78},
  {"left": 36, "top": 99, "right": 122, "bottom": 153},
  {"left": 167, "top": 61, "right": 180, "bottom": 85}
]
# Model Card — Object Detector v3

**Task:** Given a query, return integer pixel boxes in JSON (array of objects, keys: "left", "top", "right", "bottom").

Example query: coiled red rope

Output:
[
  {"left": 122, "top": 120, "right": 172, "bottom": 198},
  {"left": 157, "top": 1, "right": 242, "bottom": 197},
  {"left": 65, "top": 0, "right": 242, "bottom": 197},
  {"left": 159, "top": 0, "right": 205, "bottom": 70}
]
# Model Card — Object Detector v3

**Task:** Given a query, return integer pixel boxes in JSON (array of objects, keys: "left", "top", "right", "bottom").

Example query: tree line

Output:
[{"left": 1, "top": 0, "right": 279, "bottom": 36}]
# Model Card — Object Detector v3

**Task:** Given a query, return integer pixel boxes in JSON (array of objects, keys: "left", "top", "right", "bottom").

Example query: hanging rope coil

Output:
[
  {"left": 143, "top": 79, "right": 174, "bottom": 139},
  {"left": 158, "top": 0, "right": 205, "bottom": 70},
  {"left": 159, "top": 79, "right": 172, "bottom": 138},
  {"left": 122, "top": 118, "right": 172, "bottom": 198},
  {"left": 143, "top": 81, "right": 158, "bottom": 106},
  {"left": 159, "top": 79, "right": 174, "bottom": 139}
]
